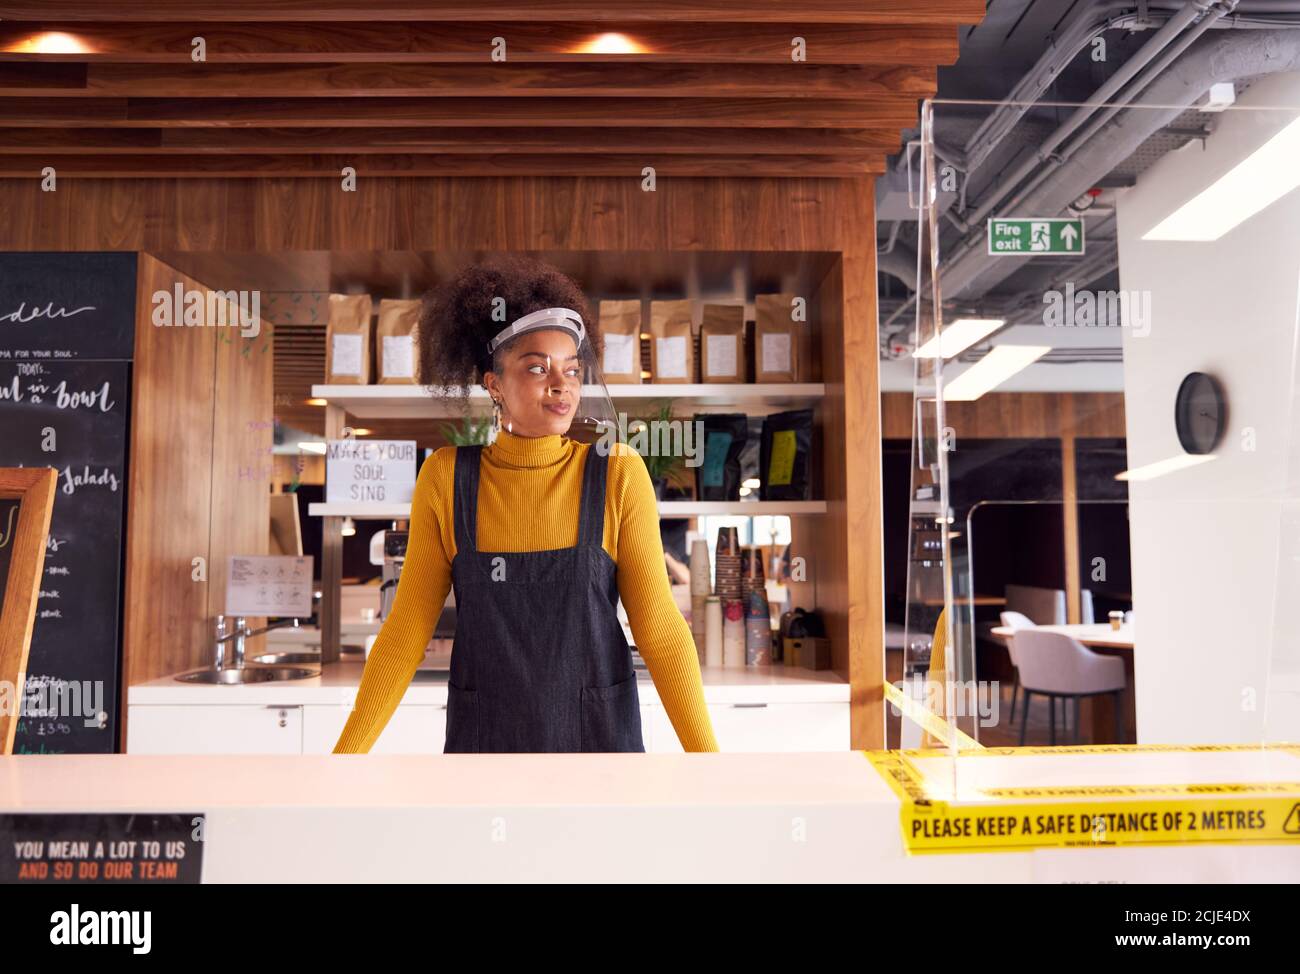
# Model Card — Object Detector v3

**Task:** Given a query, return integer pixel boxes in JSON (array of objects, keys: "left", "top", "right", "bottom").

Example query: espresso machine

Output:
[
  {"left": 368, "top": 527, "right": 457, "bottom": 644},
  {"left": 377, "top": 529, "right": 407, "bottom": 621}
]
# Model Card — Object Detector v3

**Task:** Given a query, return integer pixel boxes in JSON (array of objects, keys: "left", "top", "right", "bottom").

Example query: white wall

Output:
[{"left": 1116, "top": 72, "right": 1300, "bottom": 743}]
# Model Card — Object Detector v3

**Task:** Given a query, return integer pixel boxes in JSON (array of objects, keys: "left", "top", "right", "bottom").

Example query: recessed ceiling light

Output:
[
  {"left": 15, "top": 32, "right": 90, "bottom": 54},
  {"left": 913, "top": 318, "right": 1005, "bottom": 359},
  {"left": 1142, "top": 114, "right": 1300, "bottom": 241},
  {"left": 305, "top": 398, "right": 328, "bottom": 406},
  {"left": 1115, "top": 454, "right": 1217, "bottom": 481},
  {"left": 577, "top": 33, "right": 647, "bottom": 55},
  {"left": 942, "top": 345, "right": 1050, "bottom": 401}
]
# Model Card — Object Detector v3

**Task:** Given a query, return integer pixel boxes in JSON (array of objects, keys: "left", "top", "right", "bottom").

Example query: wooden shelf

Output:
[
  {"left": 309, "top": 500, "right": 826, "bottom": 519},
  {"left": 310, "top": 382, "right": 826, "bottom": 419}
]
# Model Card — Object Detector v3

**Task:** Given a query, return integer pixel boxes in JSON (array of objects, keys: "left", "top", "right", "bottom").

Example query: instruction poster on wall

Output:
[{"left": 225, "top": 555, "right": 313, "bottom": 617}]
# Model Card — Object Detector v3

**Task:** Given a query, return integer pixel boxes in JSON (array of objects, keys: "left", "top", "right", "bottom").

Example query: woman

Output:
[{"left": 333, "top": 256, "right": 718, "bottom": 753}]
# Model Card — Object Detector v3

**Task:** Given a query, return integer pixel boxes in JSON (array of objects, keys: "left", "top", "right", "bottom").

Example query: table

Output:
[{"left": 990, "top": 623, "right": 1135, "bottom": 744}]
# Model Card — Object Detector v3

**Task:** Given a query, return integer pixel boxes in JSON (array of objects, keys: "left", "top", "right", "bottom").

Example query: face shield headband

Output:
[{"left": 486, "top": 306, "right": 586, "bottom": 359}]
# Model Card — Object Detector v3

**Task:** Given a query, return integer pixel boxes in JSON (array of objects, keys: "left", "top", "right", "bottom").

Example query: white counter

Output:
[
  {"left": 127, "top": 659, "right": 850, "bottom": 707},
  {"left": 4, "top": 749, "right": 1297, "bottom": 882}
]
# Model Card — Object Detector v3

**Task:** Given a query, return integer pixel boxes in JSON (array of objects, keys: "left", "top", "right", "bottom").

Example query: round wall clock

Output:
[{"left": 1174, "top": 372, "right": 1226, "bottom": 455}]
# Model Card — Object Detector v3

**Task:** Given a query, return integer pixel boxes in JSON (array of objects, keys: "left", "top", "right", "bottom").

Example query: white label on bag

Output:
[
  {"left": 655, "top": 335, "right": 688, "bottom": 379},
  {"left": 761, "top": 332, "right": 792, "bottom": 375},
  {"left": 382, "top": 335, "right": 415, "bottom": 378},
  {"left": 603, "top": 333, "right": 637, "bottom": 375},
  {"left": 706, "top": 334, "right": 738, "bottom": 378},
  {"left": 331, "top": 333, "right": 363, "bottom": 377}
]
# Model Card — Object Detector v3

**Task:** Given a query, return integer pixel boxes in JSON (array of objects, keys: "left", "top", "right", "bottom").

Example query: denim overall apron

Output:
[{"left": 443, "top": 443, "right": 646, "bottom": 753}]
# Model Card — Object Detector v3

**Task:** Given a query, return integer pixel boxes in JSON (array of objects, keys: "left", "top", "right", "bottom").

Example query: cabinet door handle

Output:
[
  {"left": 265, "top": 705, "right": 301, "bottom": 729},
  {"left": 730, "top": 702, "right": 768, "bottom": 709}
]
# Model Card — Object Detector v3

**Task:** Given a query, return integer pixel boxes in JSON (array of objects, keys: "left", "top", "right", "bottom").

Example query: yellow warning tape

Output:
[
  {"left": 881, "top": 681, "right": 984, "bottom": 752},
  {"left": 864, "top": 746, "right": 1300, "bottom": 855}
]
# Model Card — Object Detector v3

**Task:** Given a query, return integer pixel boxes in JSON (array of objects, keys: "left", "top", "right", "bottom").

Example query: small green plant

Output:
[
  {"left": 439, "top": 414, "right": 493, "bottom": 446},
  {"left": 627, "top": 401, "right": 690, "bottom": 490}
]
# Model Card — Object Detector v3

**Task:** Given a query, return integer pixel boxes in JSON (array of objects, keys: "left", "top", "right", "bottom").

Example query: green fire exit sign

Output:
[{"left": 986, "top": 218, "right": 1085, "bottom": 255}]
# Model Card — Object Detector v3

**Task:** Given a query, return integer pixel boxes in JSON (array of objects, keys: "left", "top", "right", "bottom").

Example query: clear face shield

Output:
[{"left": 483, "top": 306, "right": 621, "bottom": 450}]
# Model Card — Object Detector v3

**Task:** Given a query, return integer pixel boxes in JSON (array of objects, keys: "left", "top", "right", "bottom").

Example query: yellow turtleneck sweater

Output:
[{"left": 332, "top": 428, "right": 719, "bottom": 753}]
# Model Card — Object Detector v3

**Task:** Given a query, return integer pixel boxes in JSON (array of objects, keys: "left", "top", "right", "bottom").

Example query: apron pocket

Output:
[
  {"left": 580, "top": 675, "right": 645, "bottom": 752},
  {"left": 444, "top": 683, "right": 479, "bottom": 753}
]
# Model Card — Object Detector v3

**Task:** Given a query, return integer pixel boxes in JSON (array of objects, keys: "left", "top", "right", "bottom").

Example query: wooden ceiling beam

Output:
[
  {"left": 0, "top": 151, "right": 884, "bottom": 177},
  {"left": 0, "top": 22, "right": 959, "bottom": 65},
  {"left": 2, "top": 62, "right": 937, "bottom": 99},
  {"left": 0, "top": 96, "right": 922, "bottom": 129},
  {"left": 0, "top": 2, "right": 987, "bottom": 27},
  {"left": 0, "top": 125, "right": 902, "bottom": 155}
]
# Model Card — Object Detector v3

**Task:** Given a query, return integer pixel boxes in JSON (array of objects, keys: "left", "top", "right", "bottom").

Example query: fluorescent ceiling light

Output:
[
  {"left": 913, "top": 318, "right": 1005, "bottom": 359},
  {"left": 1142, "top": 115, "right": 1300, "bottom": 241},
  {"left": 298, "top": 441, "right": 327, "bottom": 455},
  {"left": 942, "top": 345, "right": 1050, "bottom": 401},
  {"left": 1115, "top": 454, "right": 1217, "bottom": 482}
]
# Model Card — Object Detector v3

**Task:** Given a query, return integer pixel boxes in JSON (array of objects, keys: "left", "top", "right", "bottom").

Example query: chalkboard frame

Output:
[{"left": 0, "top": 468, "right": 57, "bottom": 756}]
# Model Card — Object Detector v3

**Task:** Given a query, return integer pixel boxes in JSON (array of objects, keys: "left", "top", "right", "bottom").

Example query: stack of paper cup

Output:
[
  {"left": 689, "top": 538, "right": 712, "bottom": 659},
  {"left": 704, "top": 596, "right": 723, "bottom": 667},
  {"left": 723, "top": 601, "right": 746, "bottom": 668},
  {"left": 742, "top": 546, "right": 772, "bottom": 665},
  {"left": 715, "top": 528, "right": 745, "bottom": 667}
]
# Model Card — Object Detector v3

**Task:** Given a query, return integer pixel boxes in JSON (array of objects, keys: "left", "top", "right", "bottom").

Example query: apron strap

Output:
[
  {"left": 453, "top": 444, "right": 484, "bottom": 554},
  {"left": 576, "top": 444, "right": 609, "bottom": 548}
]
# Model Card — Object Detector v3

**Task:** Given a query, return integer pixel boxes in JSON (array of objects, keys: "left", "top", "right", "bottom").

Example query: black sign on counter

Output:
[
  {"left": 0, "top": 813, "right": 204, "bottom": 884},
  {"left": 0, "top": 252, "right": 136, "bottom": 753}
]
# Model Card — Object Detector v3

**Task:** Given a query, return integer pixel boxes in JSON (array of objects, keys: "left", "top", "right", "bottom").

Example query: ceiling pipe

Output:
[
  {"left": 942, "top": 23, "right": 1300, "bottom": 302},
  {"left": 948, "top": 0, "right": 1214, "bottom": 235},
  {"left": 961, "top": 2, "right": 1165, "bottom": 176}
]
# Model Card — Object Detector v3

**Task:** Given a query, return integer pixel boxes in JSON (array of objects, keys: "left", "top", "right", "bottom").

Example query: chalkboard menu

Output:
[
  {"left": 0, "top": 497, "right": 18, "bottom": 609},
  {"left": 0, "top": 252, "right": 136, "bottom": 754}
]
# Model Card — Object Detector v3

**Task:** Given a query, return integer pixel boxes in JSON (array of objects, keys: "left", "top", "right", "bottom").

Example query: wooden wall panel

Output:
[
  {"left": 882, "top": 391, "right": 1127, "bottom": 440},
  {"left": 0, "top": 177, "right": 863, "bottom": 252},
  {"left": 121, "top": 254, "right": 272, "bottom": 748},
  {"left": 122, "top": 254, "right": 219, "bottom": 721}
]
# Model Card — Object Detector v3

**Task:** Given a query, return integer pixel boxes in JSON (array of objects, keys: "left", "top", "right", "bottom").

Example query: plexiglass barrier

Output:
[{"left": 892, "top": 83, "right": 1300, "bottom": 794}]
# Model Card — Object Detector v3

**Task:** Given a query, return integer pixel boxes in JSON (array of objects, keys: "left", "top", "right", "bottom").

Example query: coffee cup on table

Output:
[{"left": 1108, "top": 610, "right": 1124, "bottom": 631}]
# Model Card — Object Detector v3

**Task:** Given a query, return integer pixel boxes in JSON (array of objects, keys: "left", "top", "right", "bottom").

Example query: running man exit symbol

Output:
[{"left": 987, "top": 218, "right": 1086, "bottom": 256}]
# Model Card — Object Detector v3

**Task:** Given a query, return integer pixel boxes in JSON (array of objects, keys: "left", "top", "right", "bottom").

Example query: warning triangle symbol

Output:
[{"left": 1285, "top": 804, "right": 1300, "bottom": 835}]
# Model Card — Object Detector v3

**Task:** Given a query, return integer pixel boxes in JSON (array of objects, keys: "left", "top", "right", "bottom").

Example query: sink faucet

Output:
[{"left": 213, "top": 614, "right": 303, "bottom": 669}]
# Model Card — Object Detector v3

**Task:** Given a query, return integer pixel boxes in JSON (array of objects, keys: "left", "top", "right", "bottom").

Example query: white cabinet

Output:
[
  {"left": 648, "top": 702, "right": 849, "bottom": 752},
  {"left": 128, "top": 693, "right": 848, "bottom": 754},
  {"left": 302, "top": 704, "right": 445, "bottom": 754},
  {"left": 127, "top": 705, "right": 303, "bottom": 754}
]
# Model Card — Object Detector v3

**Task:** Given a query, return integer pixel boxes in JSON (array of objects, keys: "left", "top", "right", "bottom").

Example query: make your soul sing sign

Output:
[{"left": 325, "top": 440, "right": 417, "bottom": 504}]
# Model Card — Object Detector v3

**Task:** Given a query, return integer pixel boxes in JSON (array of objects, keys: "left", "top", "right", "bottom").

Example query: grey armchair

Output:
[{"left": 1012, "top": 629, "right": 1126, "bottom": 745}]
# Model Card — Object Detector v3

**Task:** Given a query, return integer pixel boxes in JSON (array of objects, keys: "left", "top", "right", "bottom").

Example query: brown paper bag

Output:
[
  {"left": 325, "top": 293, "right": 373, "bottom": 385},
  {"left": 700, "top": 303, "right": 746, "bottom": 383},
  {"left": 648, "top": 299, "right": 695, "bottom": 384},
  {"left": 598, "top": 299, "right": 643, "bottom": 384},
  {"left": 375, "top": 298, "right": 421, "bottom": 385},
  {"left": 755, "top": 292, "right": 800, "bottom": 383}
]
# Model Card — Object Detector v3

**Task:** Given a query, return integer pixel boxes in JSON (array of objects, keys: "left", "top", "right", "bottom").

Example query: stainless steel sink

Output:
[
  {"left": 175, "top": 665, "right": 320, "bottom": 684},
  {"left": 249, "top": 651, "right": 321, "bottom": 666}
]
